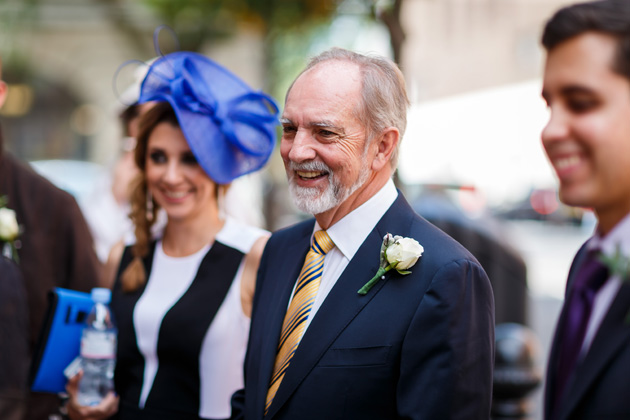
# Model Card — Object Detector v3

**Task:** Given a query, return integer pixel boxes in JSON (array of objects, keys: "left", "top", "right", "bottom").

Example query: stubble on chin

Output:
[{"left": 286, "top": 165, "right": 370, "bottom": 215}]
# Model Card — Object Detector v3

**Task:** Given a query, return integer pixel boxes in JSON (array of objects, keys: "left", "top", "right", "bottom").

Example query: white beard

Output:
[{"left": 287, "top": 160, "right": 370, "bottom": 215}]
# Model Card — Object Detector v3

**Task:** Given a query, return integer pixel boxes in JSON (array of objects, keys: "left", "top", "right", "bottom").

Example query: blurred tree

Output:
[
  {"left": 371, "top": 0, "right": 405, "bottom": 64},
  {"left": 0, "top": 0, "right": 39, "bottom": 77},
  {"left": 140, "top": 0, "right": 239, "bottom": 52},
  {"left": 136, "top": 0, "right": 407, "bottom": 101},
  {"left": 139, "top": 0, "right": 341, "bottom": 93},
  {"left": 94, "top": 0, "right": 155, "bottom": 57},
  {"left": 371, "top": 0, "right": 406, "bottom": 190}
]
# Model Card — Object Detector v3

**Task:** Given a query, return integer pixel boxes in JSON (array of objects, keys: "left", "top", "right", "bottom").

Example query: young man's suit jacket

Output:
[
  {"left": 545, "top": 244, "right": 630, "bottom": 420},
  {"left": 232, "top": 194, "right": 495, "bottom": 420}
]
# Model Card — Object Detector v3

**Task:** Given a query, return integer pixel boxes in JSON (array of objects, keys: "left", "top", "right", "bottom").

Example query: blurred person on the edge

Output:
[
  {"left": 541, "top": 1, "right": 630, "bottom": 419},
  {"left": 0, "top": 56, "right": 101, "bottom": 419},
  {"left": 230, "top": 47, "right": 495, "bottom": 420},
  {"left": 81, "top": 100, "right": 145, "bottom": 266},
  {"left": 0, "top": 255, "right": 28, "bottom": 420}
]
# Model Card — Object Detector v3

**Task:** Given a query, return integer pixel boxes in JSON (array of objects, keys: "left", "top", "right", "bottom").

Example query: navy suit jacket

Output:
[
  {"left": 545, "top": 245, "right": 630, "bottom": 420},
  {"left": 232, "top": 194, "right": 495, "bottom": 420}
]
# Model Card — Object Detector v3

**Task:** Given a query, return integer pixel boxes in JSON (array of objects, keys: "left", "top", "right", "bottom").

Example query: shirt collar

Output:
[
  {"left": 314, "top": 179, "right": 398, "bottom": 261},
  {"left": 588, "top": 211, "right": 630, "bottom": 258}
]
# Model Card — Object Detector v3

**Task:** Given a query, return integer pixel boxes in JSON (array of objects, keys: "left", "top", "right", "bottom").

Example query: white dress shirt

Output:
[
  {"left": 296, "top": 179, "right": 398, "bottom": 334},
  {"left": 580, "top": 211, "right": 630, "bottom": 358}
]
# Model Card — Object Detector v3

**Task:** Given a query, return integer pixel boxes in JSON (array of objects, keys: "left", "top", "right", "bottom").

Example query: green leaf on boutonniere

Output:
[
  {"left": 598, "top": 245, "right": 630, "bottom": 325},
  {"left": 598, "top": 245, "right": 630, "bottom": 282}
]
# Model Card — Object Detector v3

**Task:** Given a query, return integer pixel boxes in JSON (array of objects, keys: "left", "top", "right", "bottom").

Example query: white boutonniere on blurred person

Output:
[
  {"left": 598, "top": 245, "right": 630, "bottom": 323},
  {"left": 0, "top": 195, "right": 21, "bottom": 263},
  {"left": 598, "top": 245, "right": 630, "bottom": 282},
  {"left": 358, "top": 233, "right": 423, "bottom": 295}
]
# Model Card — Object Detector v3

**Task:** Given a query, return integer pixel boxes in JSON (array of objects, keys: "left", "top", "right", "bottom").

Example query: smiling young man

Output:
[
  {"left": 540, "top": 1, "right": 630, "bottom": 419},
  {"left": 230, "top": 48, "right": 495, "bottom": 420}
]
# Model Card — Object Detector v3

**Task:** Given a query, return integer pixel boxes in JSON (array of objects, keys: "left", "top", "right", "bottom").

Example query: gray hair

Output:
[{"left": 289, "top": 47, "right": 410, "bottom": 170}]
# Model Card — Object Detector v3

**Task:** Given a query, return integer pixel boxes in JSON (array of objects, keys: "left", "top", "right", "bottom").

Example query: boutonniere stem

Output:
[{"left": 358, "top": 233, "right": 423, "bottom": 295}]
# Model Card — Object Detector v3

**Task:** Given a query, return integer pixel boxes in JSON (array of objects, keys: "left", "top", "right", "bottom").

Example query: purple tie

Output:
[{"left": 553, "top": 250, "right": 609, "bottom": 413}]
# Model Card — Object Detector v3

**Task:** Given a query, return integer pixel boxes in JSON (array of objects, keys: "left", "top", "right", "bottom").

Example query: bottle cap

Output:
[{"left": 91, "top": 287, "right": 111, "bottom": 304}]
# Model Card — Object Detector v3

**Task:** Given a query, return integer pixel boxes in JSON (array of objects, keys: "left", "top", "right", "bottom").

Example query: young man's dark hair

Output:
[{"left": 542, "top": 0, "right": 630, "bottom": 79}]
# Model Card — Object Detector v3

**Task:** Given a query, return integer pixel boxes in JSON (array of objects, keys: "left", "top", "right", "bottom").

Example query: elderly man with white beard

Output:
[{"left": 230, "top": 47, "right": 495, "bottom": 420}]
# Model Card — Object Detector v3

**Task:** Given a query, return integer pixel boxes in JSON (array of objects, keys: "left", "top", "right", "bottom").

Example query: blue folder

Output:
[{"left": 29, "top": 287, "right": 93, "bottom": 393}]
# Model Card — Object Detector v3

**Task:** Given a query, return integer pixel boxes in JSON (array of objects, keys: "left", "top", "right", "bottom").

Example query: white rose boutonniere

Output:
[
  {"left": 598, "top": 245, "right": 630, "bottom": 282},
  {"left": 358, "top": 233, "right": 424, "bottom": 295},
  {"left": 0, "top": 195, "right": 21, "bottom": 263},
  {"left": 0, "top": 207, "right": 19, "bottom": 240}
]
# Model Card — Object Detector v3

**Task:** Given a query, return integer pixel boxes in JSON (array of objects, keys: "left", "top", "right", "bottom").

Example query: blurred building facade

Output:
[
  {"left": 0, "top": 0, "right": 266, "bottom": 165},
  {"left": 401, "top": 0, "right": 573, "bottom": 103}
]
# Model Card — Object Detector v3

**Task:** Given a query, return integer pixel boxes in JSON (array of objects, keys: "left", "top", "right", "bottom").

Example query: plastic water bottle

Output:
[{"left": 77, "top": 288, "right": 117, "bottom": 406}]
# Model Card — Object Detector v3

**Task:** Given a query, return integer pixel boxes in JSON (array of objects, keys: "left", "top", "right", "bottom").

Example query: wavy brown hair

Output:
[{"left": 120, "top": 101, "right": 179, "bottom": 292}]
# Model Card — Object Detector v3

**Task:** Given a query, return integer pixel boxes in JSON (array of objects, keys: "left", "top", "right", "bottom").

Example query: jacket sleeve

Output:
[
  {"left": 397, "top": 258, "right": 495, "bottom": 419},
  {"left": 59, "top": 193, "right": 103, "bottom": 290}
]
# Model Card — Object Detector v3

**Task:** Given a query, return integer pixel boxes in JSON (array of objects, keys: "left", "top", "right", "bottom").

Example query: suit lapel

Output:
[
  {"left": 557, "top": 282, "right": 630, "bottom": 420},
  {"left": 545, "top": 304, "right": 568, "bottom": 418},
  {"left": 545, "top": 248, "right": 588, "bottom": 418},
  {"left": 265, "top": 195, "right": 415, "bottom": 419}
]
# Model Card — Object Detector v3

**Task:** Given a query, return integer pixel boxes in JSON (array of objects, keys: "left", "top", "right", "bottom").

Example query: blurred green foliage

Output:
[
  {"left": 139, "top": 0, "right": 405, "bottom": 100},
  {"left": 0, "top": 0, "right": 39, "bottom": 79},
  {"left": 0, "top": 0, "right": 403, "bottom": 119},
  {"left": 141, "top": 0, "right": 344, "bottom": 97},
  {"left": 142, "top": 0, "right": 341, "bottom": 37}
]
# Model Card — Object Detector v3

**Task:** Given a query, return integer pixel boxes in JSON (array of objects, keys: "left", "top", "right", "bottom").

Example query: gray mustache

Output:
[{"left": 288, "top": 161, "right": 331, "bottom": 173}]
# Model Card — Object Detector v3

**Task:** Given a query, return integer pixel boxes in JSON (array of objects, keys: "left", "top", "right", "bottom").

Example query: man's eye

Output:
[
  {"left": 318, "top": 129, "right": 336, "bottom": 137},
  {"left": 282, "top": 126, "right": 297, "bottom": 134},
  {"left": 568, "top": 98, "right": 597, "bottom": 113},
  {"left": 149, "top": 151, "right": 166, "bottom": 164}
]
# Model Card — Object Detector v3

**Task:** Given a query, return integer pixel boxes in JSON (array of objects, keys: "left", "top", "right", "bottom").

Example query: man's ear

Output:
[
  {"left": 371, "top": 127, "right": 399, "bottom": 171},
  {"left": 0, "top": 81, "right": 7, "bottom": 109}
]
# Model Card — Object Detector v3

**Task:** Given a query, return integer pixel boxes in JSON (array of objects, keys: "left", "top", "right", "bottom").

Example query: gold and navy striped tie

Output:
[{"left": 265, "top": 230, "right": 335, "bottom": 413}]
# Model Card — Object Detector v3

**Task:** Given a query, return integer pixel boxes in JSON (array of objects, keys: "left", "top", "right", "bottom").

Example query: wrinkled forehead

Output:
[
  {"left": 290, "top": 60, "right": 362, "bottom": 98},
  {"left": 285, "top": 61, "right": 363, "bottom": 123}
]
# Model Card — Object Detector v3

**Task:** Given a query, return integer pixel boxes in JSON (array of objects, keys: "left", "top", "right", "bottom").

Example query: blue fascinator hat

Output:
[{"left": 136, "top": 51, "right": 279, "bottom": 184}]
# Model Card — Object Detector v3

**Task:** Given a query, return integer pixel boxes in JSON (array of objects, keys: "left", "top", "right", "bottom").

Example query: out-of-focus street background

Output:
[{"left": 0, "top": 0, "right": 588, "bottom": 418}]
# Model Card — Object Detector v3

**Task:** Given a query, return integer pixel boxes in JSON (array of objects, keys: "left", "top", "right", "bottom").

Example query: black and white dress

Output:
[{"left": 110, "top": 218, "right": 267, "bottom": 420}]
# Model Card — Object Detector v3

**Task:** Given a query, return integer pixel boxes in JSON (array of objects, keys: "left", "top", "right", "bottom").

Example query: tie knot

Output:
[
  {"left": 575, "top": 250, "right": 609, "bottom": 295},
  {"left": 312, "top": 230, "right": 334, "bottom": 255}
]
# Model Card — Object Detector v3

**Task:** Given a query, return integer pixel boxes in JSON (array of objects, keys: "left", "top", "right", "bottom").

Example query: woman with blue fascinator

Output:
[{"left": 65, "top": 50, "right": 278, "bottom": 420}]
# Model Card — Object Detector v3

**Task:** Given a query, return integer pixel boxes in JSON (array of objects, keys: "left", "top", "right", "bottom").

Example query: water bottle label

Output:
[
  {"left": 81, "top": 330, "right": 116, "bottom": 359},
  {"left": 64, "top": 356, "right": 83, "bottom": 379}
]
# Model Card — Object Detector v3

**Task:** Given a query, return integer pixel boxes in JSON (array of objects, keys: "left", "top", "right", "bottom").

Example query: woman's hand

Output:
[{"left": 65, "top": 370, "right": 119, "bottom": 420}]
